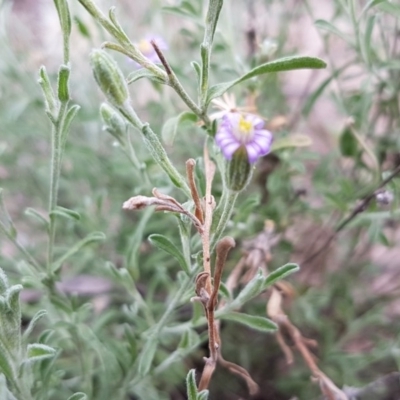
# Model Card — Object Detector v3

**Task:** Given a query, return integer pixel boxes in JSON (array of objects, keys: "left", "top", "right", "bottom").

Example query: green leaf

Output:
[
  {"left": 218, "top": 281, "right": 231, "bottom": 300},
  {"left": 219, "top": 312, "right": 277, "bottom": 332},
  {"left": 186, "top": 369, "right": 198, "bottom": 400},
  {"left": 0, "top": 340, "right": 16, "bottom": 382},
  {"left": 302, "top": 73, "right": 337, "bottom": 117},
  {"left": 126, "top": 208, "right": 153, "bottom": 280},
  {"left": 360, "top": 0, "right": 386, "bottom": 18},
  {"left": 271, "top": 134, "right": 312, "bottom": 151},
  {"left": 206, "top": 56, "right": 326, "bottom": 105},
  {"left": 162, "top": 1, "right": 200, "bottom": 19},
  {"left": 57, "top": 64, "right": 70, "bottom": 102},
  {"left": 340, "top": 127, "right": 358, "bottom": 158},
  {"left": 161, "top": 112, "right": 197, "bottom": 146},
  {"left": 54, "top": 0, "right": 71, "bottom": 39},
  {"left": 62, "top": 105, "right": 81, "bottom": 146},
  {"left": 23, "top": 310, "right": 47, "bottom": 341},
  {"left": 67, "top": 393, "right": 87, "bottom": 400},
  {"left": 138, "top": 335, "right": 158, "bottom": 376},
  {"left": 378, "top": 2, "right": 400, "bottom": 18},
  {"left": 127, "top": 68, "right": 165, "bottom": 85},
  {"left": 50, "top": 206, "right": 81, "bottom": 221},
  {"left": 191, "top": 61, "right": 201, "bottom": 85},
  {"left": 26, "top": 343, "right": 56, "bottom": 363},
  {"left": 52, "top": 232, "right": 106, "bottom": 273},
  {"left": 361, "top": 15, "right": 376, "bottom": 66},
  {"left": 38, "top": 66, "right": 56, "bottom": 116},
  {"left": 74, "top": 16, "right": 91, "bottom": 38},
  {"left": 264, "top": 263, "right": 299, "bottom": 289},
  {"left": 148, "top": 234, "right": 190, "bottom": 274},
  {"left": 314, "top": 20, "right": 353, "bottom": 44},
  {"left": 24, "top": 208, "right": 49, "bottom": 227},
  {"left": 229, "top": 269, "right": 265, "bottom": 308},
  {"left": 197, "top": 390, "right": 209, "bottom": 400}
]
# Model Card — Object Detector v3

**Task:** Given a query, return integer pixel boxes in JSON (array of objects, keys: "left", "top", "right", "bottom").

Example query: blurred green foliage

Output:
[{"left": 0, "top": 0, "right": 399, "bottom": 399}]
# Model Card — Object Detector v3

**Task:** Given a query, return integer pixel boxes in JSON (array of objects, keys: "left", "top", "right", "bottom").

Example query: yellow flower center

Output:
[{"left": 238, "top": 116, "right": 253, "bottom": 137}]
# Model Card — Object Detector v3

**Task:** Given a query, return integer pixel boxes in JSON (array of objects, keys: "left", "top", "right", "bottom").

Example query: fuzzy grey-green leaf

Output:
[
  {"left": 219, "top": 312, "right": 277, "bottom": 332},
  {"left": 148, "top": 234, "right": 190, "bottom": 274},
  {"left": 186, "top": 369, "right": 198, "bottom": 400},
  {"left": 264, "top": 263, "right": 299, "bottom": 289}
]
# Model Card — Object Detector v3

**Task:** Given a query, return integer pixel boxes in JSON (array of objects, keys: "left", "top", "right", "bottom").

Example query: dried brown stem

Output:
[
  {"left": 150, "top": 39, "right": 172, "bottom": 75},
  {"left": 186, "top": 159, "right": 204, "bottom": 224},
  {"left": 268, "top": 288, "right": 348, "bottom": 400},
  {"left": 199, "top": 237, "right": 236, "bottom": 392},
  {"left": 202, "top": 145, "right": 216, "bottom": 294},
  {"left": 123, "top": 187, "right": 203, "bottom": 233},
  {"left": 218, "top": 352, "right": 259, "bottom": 395}
]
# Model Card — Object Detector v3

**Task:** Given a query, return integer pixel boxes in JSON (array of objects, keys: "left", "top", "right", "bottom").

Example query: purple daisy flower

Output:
[{"left": 215, "top": 112, "right": 273, "bottom": 163}]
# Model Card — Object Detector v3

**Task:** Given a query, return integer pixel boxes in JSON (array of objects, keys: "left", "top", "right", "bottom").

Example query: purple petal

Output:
[
  {"left": 245, "top": 142, "right": 264, "bottom": 163},
  {"left": 253, "top": 129, "right": 273, "bottom": 153},
  {"left": 247, "top": 114, "right": 264, "bottom": 130},
  {"left": 222, "top": 142, "right": 240, "bottom": 159}
]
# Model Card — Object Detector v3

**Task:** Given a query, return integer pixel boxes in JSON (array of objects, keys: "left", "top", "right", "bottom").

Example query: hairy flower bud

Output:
[
  {"left": 226, "top": 145, "right": 252, "bottom": 192},
  {"left": 90, "top": 49, "right": 129, "bottom": 108},
  {"left": 100, "top": 103, "right": 127, "bottom": 142}
]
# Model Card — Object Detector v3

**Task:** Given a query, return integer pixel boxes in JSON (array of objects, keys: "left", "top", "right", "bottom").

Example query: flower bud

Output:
[
  {"left": 100, "top": 103, "right": 127, "bottom": 142},
  {"left": 90, "top": 49, "right": 129, "bottom": 108},
  {"left": 226, "top": 145, "right": 252, "bottom": 192}
]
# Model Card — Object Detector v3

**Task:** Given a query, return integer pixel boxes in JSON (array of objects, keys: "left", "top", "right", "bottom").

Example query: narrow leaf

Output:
[
  {"left": 148, "top": 234, "right": 190, "bottom": 274},
  {"left": 127, "top": 68, "right": 164, "bottom": 85},
  {"left": 67, "top": 393, "right": 87, "bottom": 400},
  {"left": 219, "top": 312, "right": 277, "bottom": 332},
  {"left": 52, "top": 232, "right": 106, "bottom": 273},
  {"left": 314, "top": 20, "right": 353, "bottom": 44},
  {"left": 229, "top": 269, "right": 265, "bottom": 308},
  {"left": 264, "top": 263, "right": 299, "bottom": 289},
  {"left": 360, "top": 0, "right": 386, "bottom": 18},
  {"left": 161, "top": 112, "right": 197, "bottom": 146},
  {"left": 24, "top": 208, "right": 49, "bottom": 227},
  {"left": 62, "top": 105, "right": 81, "bottom": 146},
  {"left": 378, "top": 2, "right": 400, "bottom": 18},
  {"left": 23, "top": 310, "right": 47, "bottom": 341},
  {"left": 26, "top": 343, "right": 56, "bottom": 363},
  {"left": 57, "top": 64, "right": 70, "bottom": 102},
  {"left": 197, "top": 390, "right": 209, "bottom": 400},
  {"left": 186, "top": 369, "right": 198, "bottom": 400},
  {"left": 207, "top": 56, "right": 326, "bottom": 104},
  {"left": 138, "top": 336, "right": 158, "bottom": 376},
  {"left": 50, "top": 206, "right": 81, "bottom": 221},
  {"left": 271, "top": 134, "right": 312, "bottom": 151}
]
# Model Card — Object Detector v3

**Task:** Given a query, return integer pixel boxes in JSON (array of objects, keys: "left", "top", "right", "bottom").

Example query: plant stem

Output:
[
  {"left": 119, "top": 105, "right": 191, "bottom": 196},
  {"left": 211, "top": 190, "right": 238, "bottom": 249},
  {"left": 46, "top": 101, "right": 68, "bottom": 275}
]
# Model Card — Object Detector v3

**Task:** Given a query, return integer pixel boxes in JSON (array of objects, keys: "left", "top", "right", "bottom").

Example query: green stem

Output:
[
  {"left": 77, "top": 0, "right": 166, "bottom": 80},
  {"left": 47, "top": 101, "right": 68, "bottom": 275},
  {"left": 119, "top": 105, "right": 191, "bottom": 196},
  {"left": 126, "top": 134, "right": 152, "bottom": 188},
  {"left": 211, "top": 190, "right": 238, "bottom": 249},
  {"left": 199, "top": 0, "right": 223, "bottom": 110}
]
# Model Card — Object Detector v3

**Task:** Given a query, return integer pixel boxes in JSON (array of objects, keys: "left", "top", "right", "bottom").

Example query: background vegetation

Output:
[{"left": 0, "top": 0, "right": 399, "bottom": 399}]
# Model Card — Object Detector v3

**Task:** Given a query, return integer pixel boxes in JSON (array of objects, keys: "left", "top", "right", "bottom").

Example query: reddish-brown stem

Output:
[{"left": 186, "top": 159, "right": 204, "bottom": 225}]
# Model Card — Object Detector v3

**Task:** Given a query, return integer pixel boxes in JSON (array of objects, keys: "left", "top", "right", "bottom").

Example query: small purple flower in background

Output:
[
  {"left": 133, "top": 36, "right": 168, "bottom": 67},
  {"left": 215, "top": 112, "right": 273, "bottom": 163}
]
